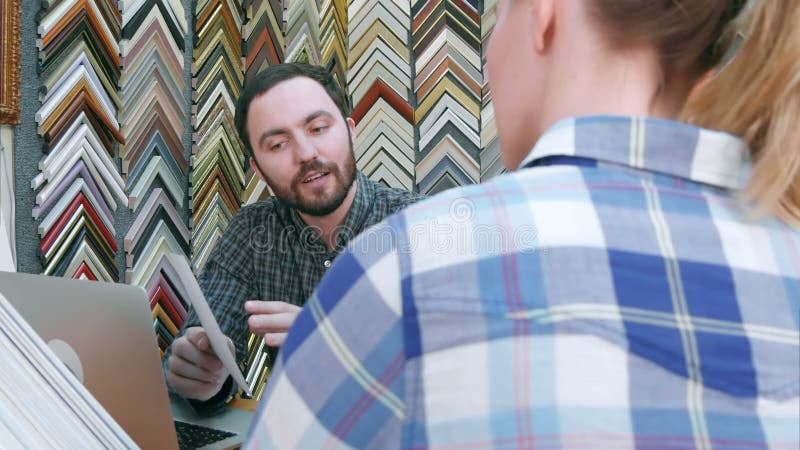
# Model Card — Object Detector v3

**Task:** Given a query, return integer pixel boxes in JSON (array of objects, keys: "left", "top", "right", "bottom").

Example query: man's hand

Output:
[
  {"left": 245, "top": 301, "right": 302, "bottom": 347},
  {"left": 166, "top": 327, "right": 235, "bottom": 401}
]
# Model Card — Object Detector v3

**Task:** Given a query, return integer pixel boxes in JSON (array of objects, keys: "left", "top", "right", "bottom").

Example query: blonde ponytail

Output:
[{"left": 682, "top": 2, "right": 800, "bottom": 225}]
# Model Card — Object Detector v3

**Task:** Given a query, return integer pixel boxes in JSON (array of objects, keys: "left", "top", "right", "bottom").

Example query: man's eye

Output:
[
  {"left": 310, "top": 125, "right": 328, "bottom": 134},
  {"left": 270, "top": 141, "right": 287, "bottom": 151}
]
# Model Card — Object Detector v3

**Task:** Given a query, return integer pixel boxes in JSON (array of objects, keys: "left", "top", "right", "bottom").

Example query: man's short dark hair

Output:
[{"left": 234, "top": 63, "right": 351, "bottom": 160}]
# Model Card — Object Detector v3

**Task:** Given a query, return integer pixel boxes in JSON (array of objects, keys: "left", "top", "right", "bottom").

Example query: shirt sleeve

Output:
[
  {"left": 162, "top": 209, "right": 259, "bottom": 409},
  {"left": 191, "top": 256, "right": 257, "bottom": 365},
  {"left": 244, "top": 221, "right": 407, "bottom": 450}
]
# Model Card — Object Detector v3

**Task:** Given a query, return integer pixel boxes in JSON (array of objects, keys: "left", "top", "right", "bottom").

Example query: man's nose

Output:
[{"left": 294, "top": 134, "right": 319, "bottom": 163}]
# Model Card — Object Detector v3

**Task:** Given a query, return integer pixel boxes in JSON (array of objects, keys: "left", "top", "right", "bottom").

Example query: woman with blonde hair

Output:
[{"left": 245, "top": 1, "right": 799, "bottom": 448}]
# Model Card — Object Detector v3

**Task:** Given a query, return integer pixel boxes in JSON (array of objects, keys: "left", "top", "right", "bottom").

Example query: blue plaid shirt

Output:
[{"left": 245, "top": 116, "right": 800, "bottom": 449}]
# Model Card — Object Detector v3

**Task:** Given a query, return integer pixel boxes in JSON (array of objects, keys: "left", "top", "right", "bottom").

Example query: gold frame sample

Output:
[{"left": 0, "top": 0, "right": 21, "bottom": 124}]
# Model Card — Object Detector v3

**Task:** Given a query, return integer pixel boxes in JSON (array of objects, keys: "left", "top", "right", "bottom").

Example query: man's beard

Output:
[{"left": 257, "top": 144, "right": 357, "bottom": 217}]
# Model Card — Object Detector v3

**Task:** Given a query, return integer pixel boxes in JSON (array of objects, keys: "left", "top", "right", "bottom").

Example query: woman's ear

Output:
[{"left": 687, "top": 69, "right": 715, "bottom": 102}]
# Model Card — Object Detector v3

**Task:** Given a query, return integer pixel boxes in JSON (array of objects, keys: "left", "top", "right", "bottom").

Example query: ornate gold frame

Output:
[{"left": 0, "top": 0, "right": 21, "bottom": 124}]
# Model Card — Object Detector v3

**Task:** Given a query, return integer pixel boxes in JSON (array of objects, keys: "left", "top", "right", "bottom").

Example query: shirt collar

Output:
[
  {"left": 283, "top": 171, "right": 373, "bottom": 252},
  {"left": 517, "top": 116, "right": 750, "bottom": 190},
  {"left": 335, "top": 171, "right": 373, "bottom": 249}
]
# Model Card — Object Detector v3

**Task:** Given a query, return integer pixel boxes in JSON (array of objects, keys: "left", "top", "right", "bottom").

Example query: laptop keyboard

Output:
[{"left": 174, "top": 420, "right": 237, "bottom": 450}]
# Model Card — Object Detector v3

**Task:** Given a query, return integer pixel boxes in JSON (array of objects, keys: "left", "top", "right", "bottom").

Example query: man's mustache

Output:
[{"left": 293, "top": 160, "right": 336, "bottom": 185}]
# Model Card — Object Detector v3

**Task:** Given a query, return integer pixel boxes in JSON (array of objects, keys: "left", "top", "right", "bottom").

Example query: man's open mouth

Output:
[{"left": 302, "top": 171, "right": 329, "bottom": 183}]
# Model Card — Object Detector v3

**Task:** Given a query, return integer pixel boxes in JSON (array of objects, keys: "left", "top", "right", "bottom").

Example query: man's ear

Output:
[
  {"left": 346, "top": 117, "right": 356, "bottom": 144},
  {"left": 533, "top": 0, "right": 555, "bottom": 53},
  {"left": 249, "top": 157, "right": 266, "bottom": 182}
]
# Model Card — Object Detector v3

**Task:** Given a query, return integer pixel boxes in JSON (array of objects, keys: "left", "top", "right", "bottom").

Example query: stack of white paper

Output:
[{"left": 0, "top": 292, "right": 138, "bottom": 449}]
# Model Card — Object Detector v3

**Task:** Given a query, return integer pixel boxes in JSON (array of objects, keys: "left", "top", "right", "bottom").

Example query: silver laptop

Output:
[{"left": 0, "top": 271, "right": 253, "bottom": 449}]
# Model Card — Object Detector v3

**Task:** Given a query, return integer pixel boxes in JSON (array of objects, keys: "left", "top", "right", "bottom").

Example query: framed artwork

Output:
[{"left": 0, "top": 0, "right": 20, "bottom": 124}]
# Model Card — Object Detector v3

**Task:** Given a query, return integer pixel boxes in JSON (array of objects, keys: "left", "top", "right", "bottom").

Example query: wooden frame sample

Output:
[{"left": 0, "top": 0, "right": 21, "bottom": 124}]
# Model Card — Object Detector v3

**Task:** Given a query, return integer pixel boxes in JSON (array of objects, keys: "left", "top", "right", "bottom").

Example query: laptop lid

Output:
[{"left": 0, "top": 271, "right": 179, "bottom": 449}]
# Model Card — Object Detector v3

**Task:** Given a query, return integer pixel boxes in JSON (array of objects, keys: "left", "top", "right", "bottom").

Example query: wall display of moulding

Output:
[
  {"left": 347, "top": 0, "right": 415, "bottom": 191},
  {"left": 190, "top": 0, "right": 246, "bottom": 273},
  {"left": 17, "top": 0, "right": 508, "bottom": 400},
  {"left": 480, "top": 0, "right": 504, "bottom": 180},
  {"left": 413, "top": 0, "right": 482, "bottom": 194},
  {"left": 32, "top": 0, "right": 127, "bottom": 282},
  {"left": 120, "top": 0, "right": 191, "bottom": 355},
  {"left": 241, "top": 0, "right": 284, "bottom": 204}
]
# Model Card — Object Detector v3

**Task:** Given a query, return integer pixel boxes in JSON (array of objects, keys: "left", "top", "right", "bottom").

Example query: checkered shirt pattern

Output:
[
  {"left": 245, "top": 116, "right": 800, "bottom": 449},
  {"left": 163, "top": 171, "right": 422, "bottom": 402}
]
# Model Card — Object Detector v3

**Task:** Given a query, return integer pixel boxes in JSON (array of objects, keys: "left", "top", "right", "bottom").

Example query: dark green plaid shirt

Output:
[{"left": 166, "top": 171, "right": 422, "bottom": 408}]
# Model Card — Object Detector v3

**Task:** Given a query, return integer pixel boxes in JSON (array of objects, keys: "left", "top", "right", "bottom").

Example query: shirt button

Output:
[{"left": 323, "top": 259, "right": 332, "bottom": 268}]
